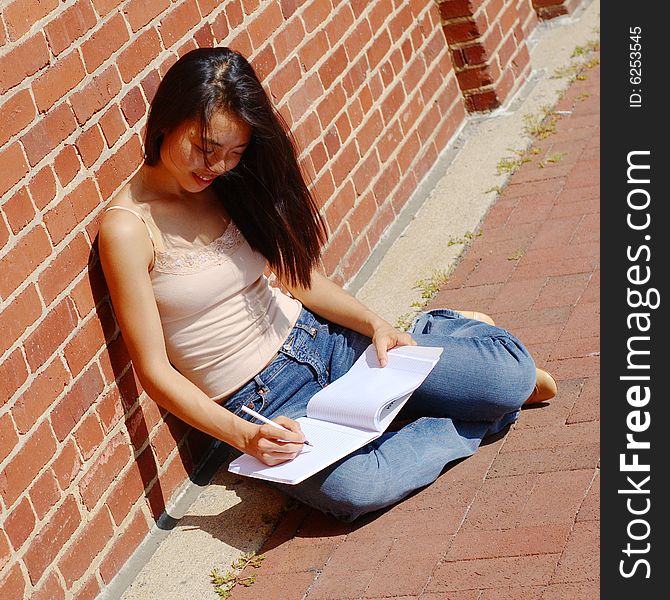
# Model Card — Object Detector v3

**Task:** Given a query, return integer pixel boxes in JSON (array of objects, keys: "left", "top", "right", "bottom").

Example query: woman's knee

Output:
[
  {"left": 286, "top": 452, "right": 400, "bottom": 521},
  {"left": 492, "top": 338, "right": 536, "bottom": 411}
]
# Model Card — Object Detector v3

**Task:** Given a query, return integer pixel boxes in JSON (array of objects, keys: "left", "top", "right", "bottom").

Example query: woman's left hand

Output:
[{"left": 371, "top": 321, "right": 417, "bottom": 367}]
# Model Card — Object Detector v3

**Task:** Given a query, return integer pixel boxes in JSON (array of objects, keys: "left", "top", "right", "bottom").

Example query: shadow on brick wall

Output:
[{"left": 87, "top": 241, "right": 216, "bottom": 528}]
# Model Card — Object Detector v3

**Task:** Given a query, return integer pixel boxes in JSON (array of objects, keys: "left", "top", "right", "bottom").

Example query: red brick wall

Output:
[
  {"left": 436, "top": 0, "right": 539, "bottom": 112},
  {"left": 0, "top": 1, "right": 468, "bottom": 597},
  {"left": 532, "top": 0, "right": 582, "bottom": 20}
]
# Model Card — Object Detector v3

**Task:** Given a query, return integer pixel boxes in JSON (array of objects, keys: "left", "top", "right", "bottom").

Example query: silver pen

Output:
[{"left": 240, "top": 405, "right": 313, "bottom": 446}]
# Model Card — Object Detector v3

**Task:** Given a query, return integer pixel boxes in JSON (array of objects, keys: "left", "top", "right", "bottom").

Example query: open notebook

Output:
[{"left": 228, "top": 344, "right": 443, "bottom": 484}]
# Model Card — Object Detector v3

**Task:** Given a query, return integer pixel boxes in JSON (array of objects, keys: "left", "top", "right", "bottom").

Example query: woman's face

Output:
[{"left": 159, "top": 110, "right": 252, "bottom": 193}]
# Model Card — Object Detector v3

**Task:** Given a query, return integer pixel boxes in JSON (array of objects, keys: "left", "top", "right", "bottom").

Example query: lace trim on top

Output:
[{"left": 153, "top": 221, "right": 244, "bottom": 274}]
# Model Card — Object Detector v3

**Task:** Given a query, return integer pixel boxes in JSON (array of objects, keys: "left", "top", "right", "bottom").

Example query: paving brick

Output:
[
  {"left": 506, "top": 193, "right": 557, "bottom": 223},
  {"left": 420, "top": 592, "right": 480, "bottom": 600},
  {"left": 566, "top": 376, "right": 599, "bottom": 424},
  {"left": 489, "top": 276, "right": 546, "bottom": 313},
  {"left": 570, "top": 213, "right": 599, "bottom": 244},
  {"left": 544, "top": 125, "right": 597, "bottom": 145},
  {"left": 541, "top": 138, "right": 588, "bottom": 160},
  {"left": 442, "top": 256, "right": 481, "bottom": 289},
  {"left": 564, "top": 160, "right": 600, "bottom": 190},
  {"left": 581, "top": 267, "right": 599, "bottom": 303},
  {"left": 258, "top": 539, "right": 336, "bottom": 575},
  {"left": 295, "top": 510, "right": 352, "bottom": 542},
  {"left": 515, "top": 378, "right": 584, "bottom": 430},
  {"left": 544, "top": 355, "right": 599, "bottom": 381},
  {"left": 576, "top": 470, "right": 599, "bottom": 523},
  {"left": 460, "top": 474, "right": 536, "bottom": 531},
  {"left": 347, "top": 502, "right": 462, "bottom": 541},
  {"left": 426, "top": 554, "right": 560, "bottom": 593},
  {"left": 501, "top": 421, "right": 598, "bottom": 453},
  {"left": 496, "top": 306, "right": 572, "bottom": 331},
  {"left": 506, "top": 323, "right": 565, "bottom": 348},
  {"left": 550, "top": 336, "right": 599, "bottom": 361},
  {"left": 511, "top": 160, "right": 575, "bottom": 185},
  {"left": 552, "top": 184, "right": 598, "bottom": 205},
  {"left": 481, "top": 221, "right": 540, "bottom": 244},
  {"left": 260, "top": 505, "right": 309, "bottom": 550},
  {"left": 520, "top": 470, "right": 595, "bottom": 526},
  {"left": 478, "top": 586, "right": 545, "bottom": 600},
  {"left": 307, "top": 569, "right": 375, "bottom": 599},
  {"left": 549, "top": 194, "right": 599, "bottom": 217},
  {"left": 393, "top": 473, "right": 483, "bottom": 516},
  {"left": 489, "top": 444, "right": 599, "bottom": 478},
  {"left": 502, "top": 178, "right": 565, "bottom": 199},
  {"left": 579, "top": 145, "right": 600, "bottom": 161},
  {"left": 550, "top": 521, "right": 599, "bottom": 584},
  {"left": 465, "top": 236, "right": 531, "bottom": 263},
  {"left": 482, "top": 203, "right": 514, "bottom": 229},
  {"left": 520, "top": 242, "right": 599, "bottom": 268},
  {"left": 526, "top": 216, "right": 582, "bottom": 251},
  {"left": 230, "top": 571, "right": 315, "bottom": 599},
  {"left": 532, "top": 272, "right": 591, "bottom": 310},
  {"left": 430, "top": 283, "right": 504, "bottom": 315},
  {"left": 446, "top": 524, "right": 571, "bottom": 561},
  {"left": 515, "top": 257, "right": 598, "bottom": 279},
  {"left": 364, "top": 534, "right": 452, "bottom": 597},
  {"left": 464, "top": 255, "right": 517, "bottom": 286},
  {"left": 438, "top": 437, "right": 504, "bottom": 484},
  {"left": 322, "top": 536, "right": 394, "bottom": 573},
  {"left": 523, "top": 341, "right": 554, "bottom": 366},
  {"left": 555, "top": 115, "right": 600, "bottom": 134},
  {"left": 541, "top": 580, "right": 600, "bottom": 599}
]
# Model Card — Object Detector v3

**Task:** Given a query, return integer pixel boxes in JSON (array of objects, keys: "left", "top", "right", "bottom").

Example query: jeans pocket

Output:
[{"left": 277, "top": 319, "right": 330, "bottom": 388}]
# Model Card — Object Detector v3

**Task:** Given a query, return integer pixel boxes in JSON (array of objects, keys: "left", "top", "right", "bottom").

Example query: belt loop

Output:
[{"left": 409, "top": 311, "right": 431, "bottom": 334}]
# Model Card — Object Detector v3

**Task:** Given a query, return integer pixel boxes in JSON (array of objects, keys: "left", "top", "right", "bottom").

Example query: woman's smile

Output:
[{"left": 192, "top": 172, "right": 219, "bottom": 187}]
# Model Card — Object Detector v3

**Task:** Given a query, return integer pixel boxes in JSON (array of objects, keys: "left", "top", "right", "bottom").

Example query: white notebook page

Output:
[
  {"left": 306, "top": 345, "right": 442, "bottom": 431},
  {"left": 228, "top": 418, "right": 376, "bottom": 484}
]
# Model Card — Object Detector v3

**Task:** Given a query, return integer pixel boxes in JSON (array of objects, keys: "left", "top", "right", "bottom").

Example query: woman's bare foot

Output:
[
  {"left": 524, "top": 368, "right": 557, "bottom": 405},
  {"left": 456, "top": 310, "right": 496, "bottom": 326}
]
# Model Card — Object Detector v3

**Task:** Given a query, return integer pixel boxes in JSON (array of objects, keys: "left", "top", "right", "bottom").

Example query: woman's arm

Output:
[
  {"left": 279, "top": 269, "right": 416, "bottom": 366},
  {"left": 98, "top": 211, "right": 305, "bottom": 465}
]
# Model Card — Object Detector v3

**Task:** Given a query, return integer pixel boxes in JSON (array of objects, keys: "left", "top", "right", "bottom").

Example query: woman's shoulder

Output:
[{"left": 99, "top": 184, "right": 156, "bottom": 266}]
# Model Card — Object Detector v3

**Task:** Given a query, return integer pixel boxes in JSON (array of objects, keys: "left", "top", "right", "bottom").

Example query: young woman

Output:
[{"left": 99, "top": 47, "right": 556, "bottom": 522}]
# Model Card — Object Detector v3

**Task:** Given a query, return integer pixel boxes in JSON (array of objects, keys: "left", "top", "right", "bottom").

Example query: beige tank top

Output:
[{"left": 105, "top": 206, "right": 302, "bottom": 400}]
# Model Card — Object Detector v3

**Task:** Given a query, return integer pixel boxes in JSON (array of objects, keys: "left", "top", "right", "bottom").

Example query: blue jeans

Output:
[{"left": 222, "top": 307, "right": 536, "bottom": 522}]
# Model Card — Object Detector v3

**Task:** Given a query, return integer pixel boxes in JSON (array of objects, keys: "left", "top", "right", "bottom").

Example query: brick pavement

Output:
[{"left": 230, "top": 61, "right": 600, "bottom": 600}]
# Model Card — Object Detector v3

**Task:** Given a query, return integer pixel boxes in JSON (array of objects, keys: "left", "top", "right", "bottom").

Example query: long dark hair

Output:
[{"left": 144, "top": 47, "right": 327, "bottom": 288}]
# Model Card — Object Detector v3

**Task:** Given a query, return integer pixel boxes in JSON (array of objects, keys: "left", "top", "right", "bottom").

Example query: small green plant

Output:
[
  {"left": 571, "top": 39, "right": 600, "bottom": 57},
  {"left": 394, "top": 269, "right": 453, "bottom": 330},
  {"left": 507, "top": 249, "right": 524, "bottom": 261},
  {"left": 413, "top": 269, "right": 450, "bottom": 302},
  {"left": 485, "top": 185, "right": 503, "bottom": 194},
  {"left": 552, "top": 37, "right": 600, "bottom": 82},
  {"left": 395, "top": 311, "right": 416, "bottom": 331},
  {"left": 495, "top": 147, "right": 536, "bottom": 175},
  {"left": 538, "top": 152, "right": 565, "bottom": 168},
  {"left": 210, "top": 552, "right": 265, "bottom": 598},
  {"left": 447, "top": 230, "right": 482, "bottom": 246},
  {"left": 522, "top": 108, "right": 560, "bottom": 140}
]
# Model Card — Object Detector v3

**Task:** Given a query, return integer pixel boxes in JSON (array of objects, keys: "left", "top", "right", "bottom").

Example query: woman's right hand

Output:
[{"left": 246, "top": 416, "right": 307, "bottom": 466}]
